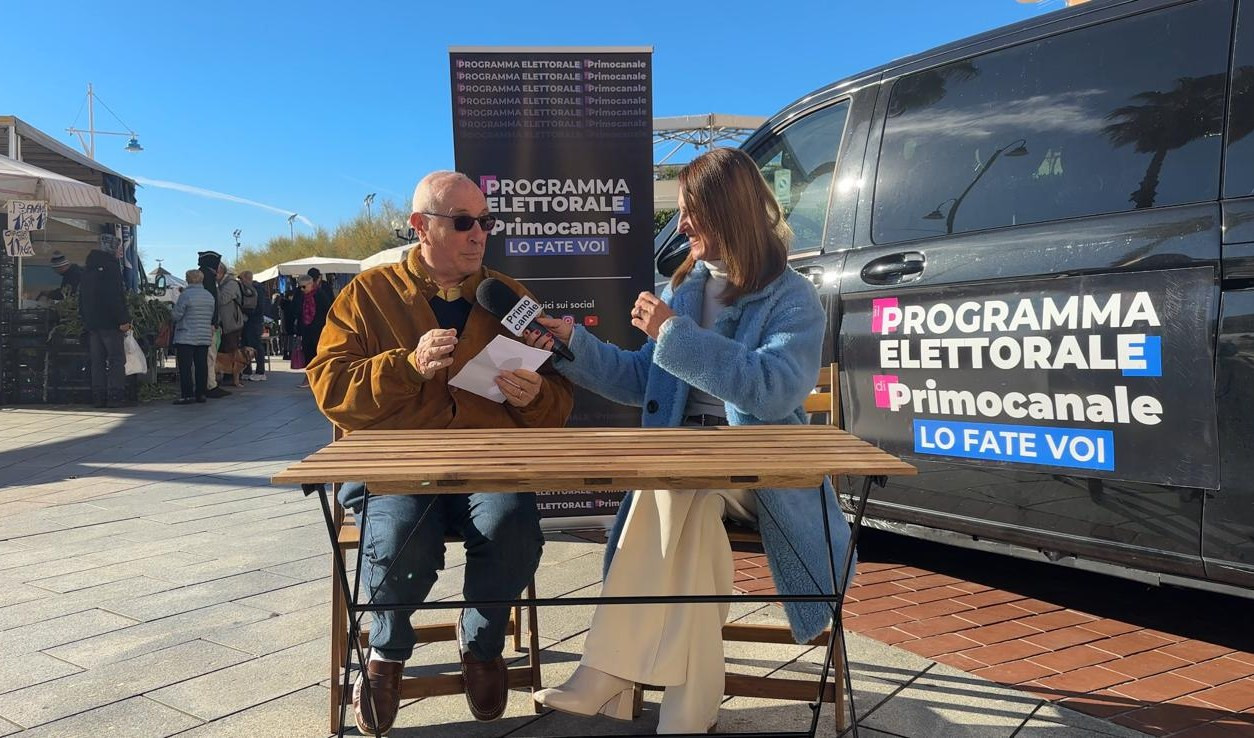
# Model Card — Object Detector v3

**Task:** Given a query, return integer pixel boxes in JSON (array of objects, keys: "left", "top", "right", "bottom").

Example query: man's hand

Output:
[
  {"left": 409, "top": 328, "right": 458, "bottom": 379},
  {"left": 119, "top": 323, "right": 132, "bottom": 332},
  {"left": 496, "top": 368, "right": 542, "bottom": 407}
]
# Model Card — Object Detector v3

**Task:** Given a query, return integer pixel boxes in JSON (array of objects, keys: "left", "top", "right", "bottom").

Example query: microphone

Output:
[{"left": 475, "top": 278, "right": 576, "bottom": 362}]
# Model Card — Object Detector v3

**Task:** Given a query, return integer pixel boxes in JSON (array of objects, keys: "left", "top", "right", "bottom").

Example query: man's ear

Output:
[{"left": 409, "top": 211, "right": 425, "bottom": 238}]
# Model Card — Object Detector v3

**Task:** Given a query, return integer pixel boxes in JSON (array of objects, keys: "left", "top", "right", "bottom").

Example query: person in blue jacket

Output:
[
  {"left": 530, "top": 147, "right": 852, "bottom": 734},
  {"left": 170, "top": 269, "right": 217, "bottom": 404}
]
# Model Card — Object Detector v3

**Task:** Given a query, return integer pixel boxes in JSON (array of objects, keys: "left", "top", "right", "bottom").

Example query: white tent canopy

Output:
[
  {"left": 359, "top": 243, "right": 414, "bottom": 270},
  {"left": 254, "top": 256, "right": 361, "bottom": 282},
  {"left": 0, "top": 156, "right": 141, "bottom": 225}
]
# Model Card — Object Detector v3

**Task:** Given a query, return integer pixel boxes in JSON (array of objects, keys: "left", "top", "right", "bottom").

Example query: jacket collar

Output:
[
  {"left": 675, "top": 260, "right": 788, "bottom": 325},
  {"left": 402, "top": 246, "right": 486, "bottom": 303}
]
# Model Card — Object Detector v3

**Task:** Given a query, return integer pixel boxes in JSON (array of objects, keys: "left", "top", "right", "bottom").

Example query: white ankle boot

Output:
[{"left": 534, "top": 665, "right": 635, "bottom": 720}]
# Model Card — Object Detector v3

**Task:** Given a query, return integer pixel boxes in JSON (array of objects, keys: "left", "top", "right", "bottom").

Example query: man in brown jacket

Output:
[{"left": 307, "top": 171, "right": 574, "bottom": 734}]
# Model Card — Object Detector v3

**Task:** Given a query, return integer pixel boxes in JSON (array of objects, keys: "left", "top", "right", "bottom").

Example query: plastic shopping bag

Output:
[{"left": 123, "top": 330, "right": 147, "bottom": 376}]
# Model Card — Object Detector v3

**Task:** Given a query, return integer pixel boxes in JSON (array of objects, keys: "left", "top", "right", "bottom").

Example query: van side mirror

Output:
[{"left": 655, "top": 234, "right": 690, "bottom": 278}]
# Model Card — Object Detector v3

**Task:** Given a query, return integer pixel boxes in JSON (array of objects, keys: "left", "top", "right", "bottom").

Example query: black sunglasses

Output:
[{"left": 422, "top": 212, "right": 497, "bottom": 232}]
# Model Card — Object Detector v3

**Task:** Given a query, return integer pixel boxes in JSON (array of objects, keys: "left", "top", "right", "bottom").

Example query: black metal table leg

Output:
[
  {"left": 302, "top": 477, "right": 881, "bottom": 738},
  {"left": 811, "top": 475, "right": 883, "bottom": 738},
  {"left": 307, "top": 484, "right": 380, "bottom": 737}
]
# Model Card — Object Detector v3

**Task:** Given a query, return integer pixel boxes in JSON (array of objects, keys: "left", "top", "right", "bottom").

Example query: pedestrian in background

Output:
[
  {"left": 280, "top": 288, "right": 298, "bottom": 360},
  {"left": 294, "top": 274, "right": 330, "bottom": 387},
  {"left": 79, "top": 249, "right": 133, "bottom": 408},
  {"left": 216, "top": 266, "right": 246, "bottom": 378},
  {"left": 238, "top": 270, "right": 269, "bottom": 381},
  {"left": 170, "top": 269, "right": 215, "bottom": 404},
  {"left": 198, "top": 250, "right": 230, "bottom": 399},
  {"left": 40, "top": 251, "right": 82, "bottom": 301},
  {"left": 308, "top": 266, "right": 335, "bottom": 303}
]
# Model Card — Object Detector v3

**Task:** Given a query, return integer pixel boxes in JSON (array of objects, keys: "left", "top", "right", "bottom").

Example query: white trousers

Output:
[{"left": 582, "top": 487, "right": 756, "bottom": 733}]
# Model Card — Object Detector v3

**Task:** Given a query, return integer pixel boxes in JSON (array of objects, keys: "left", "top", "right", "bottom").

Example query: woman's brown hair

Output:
[{"left": 670, "top": 147, "right": 793, "bottom": 304}]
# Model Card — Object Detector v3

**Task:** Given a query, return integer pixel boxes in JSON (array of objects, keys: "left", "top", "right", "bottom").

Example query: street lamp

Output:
[
  {"left": 233, "top": 229, "right": 242, "bottom": 264},
  {"left": 363, "top": 193, "right": 376, "bottom": 220},
  {"left": 923, "top": 198, "right": 958, "bottom": 221},
  {"left": 287, "top": 213, "right": 298, "bottom": 241},
  {"left": 65, "top": 83, "right": 145, "bottom": 159},
  {"left": 922, "top": 139, "right": 1028, "bottom": 234}
]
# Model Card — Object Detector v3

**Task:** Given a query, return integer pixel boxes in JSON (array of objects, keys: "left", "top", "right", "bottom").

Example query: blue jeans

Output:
[{"left": 339, "top": 484, "right": 543, "bottom": 662}]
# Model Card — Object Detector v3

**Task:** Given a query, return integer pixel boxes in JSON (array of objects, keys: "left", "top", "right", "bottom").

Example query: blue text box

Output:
[
  {"left": 505, "top": 238, "right": 610, "bottom": 256},
  {"left": 913, "top": 419, "right": 1115, "bottom": 471}
]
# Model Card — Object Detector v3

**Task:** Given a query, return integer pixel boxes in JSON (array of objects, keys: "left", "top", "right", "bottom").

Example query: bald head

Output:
[
  {"left": 412, "top": 171, "right": 478, "bottom": 214},
  {"left": 407, "top": 170, "right": 489, "bottom": 287}
]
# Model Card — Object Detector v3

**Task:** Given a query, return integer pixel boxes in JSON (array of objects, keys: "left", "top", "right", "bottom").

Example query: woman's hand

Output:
[
  {"left": 631, "top": 292, "right": 674, "bottom": 339},
  {"left": 529, "top": 316, "right": 573, "bottom": 353},
  {"left": 496, "top": 368, "right": 542, "bottom": 406}
]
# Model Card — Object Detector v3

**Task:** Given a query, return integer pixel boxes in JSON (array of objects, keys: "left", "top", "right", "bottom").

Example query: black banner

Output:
[
  {"left": 450, "top": 46, "right": 654, "bottom": 518},
  {"left": 840, "top": 268, "right": 1219, "bottom": 488}
]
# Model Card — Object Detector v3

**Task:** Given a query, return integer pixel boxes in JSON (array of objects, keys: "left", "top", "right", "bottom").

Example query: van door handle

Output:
[
  {"left": 861, "top": 252, "right": 925, "bottom": 285},
  {"left": 797, "top": 265, "right": 824, "bottom": 287}
]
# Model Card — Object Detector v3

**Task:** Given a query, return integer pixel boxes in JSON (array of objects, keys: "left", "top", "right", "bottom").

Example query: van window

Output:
[
  {"left": 1225, "top": 0, "right": 1254, "bottom": 198},
  {"left": 749, "top": 101, "right": 849, "bottom": 251},
  {"left": 872, "top": 0, "right": 1229, "bottom": 245}
]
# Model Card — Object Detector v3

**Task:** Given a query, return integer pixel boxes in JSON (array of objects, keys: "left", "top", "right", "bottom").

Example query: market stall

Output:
[{"left": 0, "top": 124, "right": 145, "bottom": 405}]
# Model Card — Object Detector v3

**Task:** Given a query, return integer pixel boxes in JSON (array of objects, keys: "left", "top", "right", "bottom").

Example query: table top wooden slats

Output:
[{"left": 273, "top": 426, "right": 914, "bottom": 494}]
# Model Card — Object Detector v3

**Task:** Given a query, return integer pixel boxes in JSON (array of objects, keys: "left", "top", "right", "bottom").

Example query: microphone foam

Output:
[{"left": 475, "top": 278, "right": 522, "bottom": 318}]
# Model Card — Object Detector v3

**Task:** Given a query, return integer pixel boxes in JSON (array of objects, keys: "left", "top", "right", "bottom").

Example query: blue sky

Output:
[{"left": 5, "top": 0, "right": 1058, "bottom": 272}]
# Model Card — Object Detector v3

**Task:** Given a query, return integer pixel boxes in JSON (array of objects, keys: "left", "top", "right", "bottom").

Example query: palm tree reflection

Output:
[{"left": 1102, "top": 73, "right": 1226, "bottom": 209}]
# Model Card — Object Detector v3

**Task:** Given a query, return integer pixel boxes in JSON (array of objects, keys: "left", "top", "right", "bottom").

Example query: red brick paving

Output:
[{"left": 730, "top": 543, "right": 1254, "bottom": 736}]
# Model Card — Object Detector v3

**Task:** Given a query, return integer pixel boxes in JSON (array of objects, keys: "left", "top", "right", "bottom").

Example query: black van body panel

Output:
[
  {"left": 1224, "top": 199, "right": 1254, "bottom": 252},
  {"left": 808, "top": 203, "right": 1223, "bottom": 580},
  {"left": 1213, "top": 284, "right": 1254, "bottom": 588}
]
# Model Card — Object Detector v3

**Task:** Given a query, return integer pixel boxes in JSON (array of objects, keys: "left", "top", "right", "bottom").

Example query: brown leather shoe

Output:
[
  {"left": 353, "top": 659, "right": 403, "bottom": 736},
  {"left": 458, "top": 613, "right": 508, "bottom": 721}
]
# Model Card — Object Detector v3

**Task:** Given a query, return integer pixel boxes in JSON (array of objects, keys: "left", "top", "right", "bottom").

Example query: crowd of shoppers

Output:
[{"left": 166, "top": 257, "right": 331, "bottom": 402}]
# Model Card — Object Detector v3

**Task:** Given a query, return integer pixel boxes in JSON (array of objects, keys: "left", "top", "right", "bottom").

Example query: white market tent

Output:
[
  {"left": 0, "top": 155, "right": 141, "bottom": 225},
  {"left": 254, "top": 256, "right": 361, "bottom": 282},
  {"left": 359, "top": 243, "right": 414, "bottom": 271}
]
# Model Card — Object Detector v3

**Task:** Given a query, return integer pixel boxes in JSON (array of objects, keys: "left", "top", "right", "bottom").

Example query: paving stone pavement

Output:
[{"left": 0, "top": 366, "right": 1147, "bottom": 736}]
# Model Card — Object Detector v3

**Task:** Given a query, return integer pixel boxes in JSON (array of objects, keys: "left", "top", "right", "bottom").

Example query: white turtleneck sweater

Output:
[{"left": 683, "top": 260, "right": 730, "bottom": 419}]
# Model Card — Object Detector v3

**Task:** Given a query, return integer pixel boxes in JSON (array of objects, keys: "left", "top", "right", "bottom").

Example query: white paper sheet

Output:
[{"left": 448, "top": 335, "right": 553, "bottom": 403}]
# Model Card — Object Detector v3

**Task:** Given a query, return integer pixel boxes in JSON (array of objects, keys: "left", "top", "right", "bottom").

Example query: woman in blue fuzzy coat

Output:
[{"left": 530, "top": 148, "right": 853, "bottom": 734}]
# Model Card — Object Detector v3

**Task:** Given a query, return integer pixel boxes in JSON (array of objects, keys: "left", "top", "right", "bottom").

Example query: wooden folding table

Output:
[{"left": 274, "top": 425, "right": 915, "bottom": 738}]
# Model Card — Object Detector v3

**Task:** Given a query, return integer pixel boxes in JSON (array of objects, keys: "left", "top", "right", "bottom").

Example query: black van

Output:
[{"left": 655, "top": 0, "right": 1254, "bottom": 594}]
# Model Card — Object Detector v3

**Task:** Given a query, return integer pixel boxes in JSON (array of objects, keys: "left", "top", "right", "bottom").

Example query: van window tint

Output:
[
  {"left": 750, "top": 101, "right": 849, "bottom": 251},
  {"left": 872, "top": 0, "right": 1229, "bottom": 244},
  {"left": 1225, "top": 1, "right": 1254, "bottom": 198}
]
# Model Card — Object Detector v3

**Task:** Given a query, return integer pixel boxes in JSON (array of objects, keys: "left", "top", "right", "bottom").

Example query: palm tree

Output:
[{"left": 1103, "top": 74, "right": 1225, "bottom": 209}]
